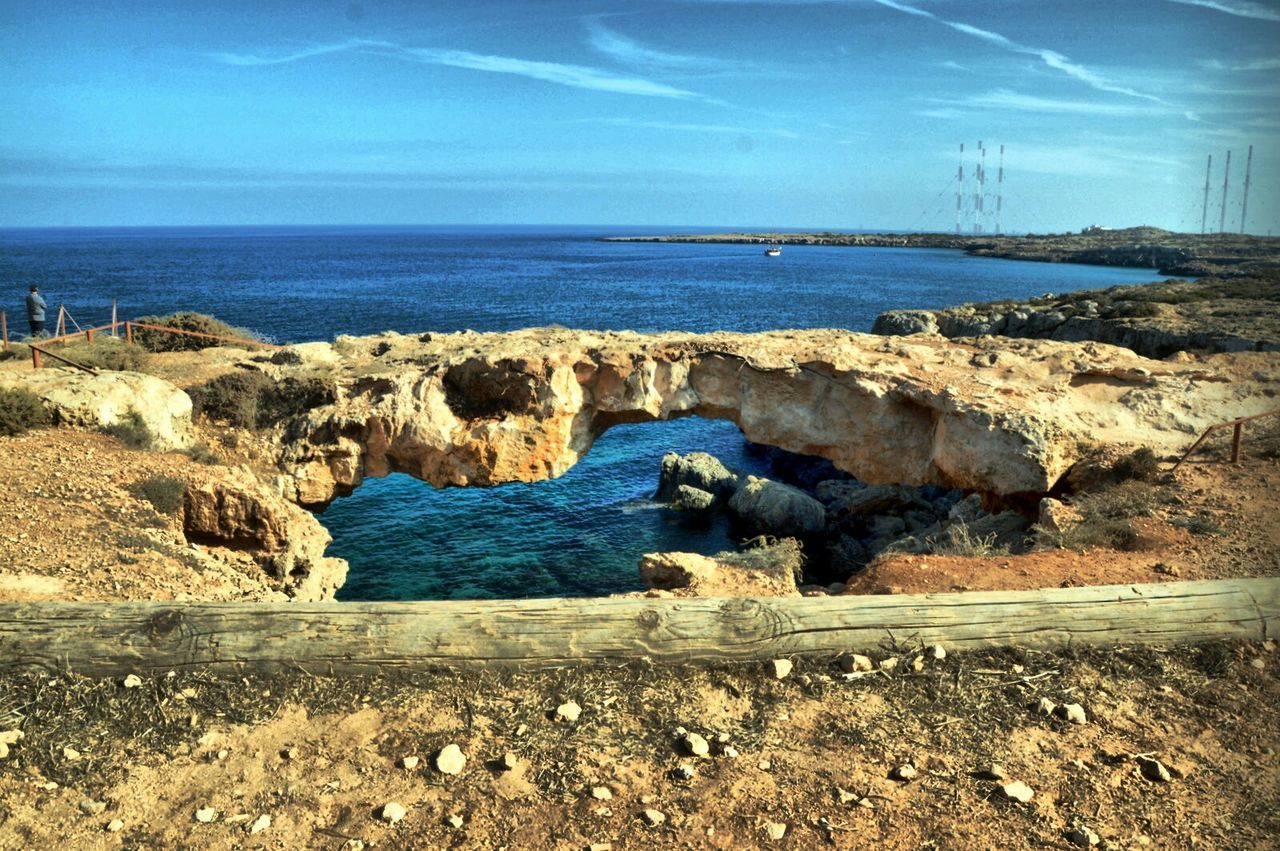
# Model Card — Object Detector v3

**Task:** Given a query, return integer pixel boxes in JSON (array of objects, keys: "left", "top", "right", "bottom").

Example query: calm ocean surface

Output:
[{"left": 1, "top": 225, "right": 1163, "bottom": 600}]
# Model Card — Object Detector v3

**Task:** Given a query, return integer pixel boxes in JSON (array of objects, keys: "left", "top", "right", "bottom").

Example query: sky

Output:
[{"left": 1, "top": 0, "right": 1278, "bottom": 232}]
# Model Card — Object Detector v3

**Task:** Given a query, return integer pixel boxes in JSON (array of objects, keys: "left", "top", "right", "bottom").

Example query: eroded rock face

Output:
[
  {"left": 183, "top": 466, "right": 347, "bottom": 601},
  {"left": 1, "top": 369, "right": 193, "bottom": 450},
  {"left": 266, "top": 329, "right": 1277, "bottom": 505},
  {"left": 637, "top": 540, "right": 802, "bottom": 597}
]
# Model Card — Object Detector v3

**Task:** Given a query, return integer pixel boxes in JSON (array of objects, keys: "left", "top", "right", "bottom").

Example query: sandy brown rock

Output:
[{"left": 269, "top": 329, "right": 1278, "bottom": 506}]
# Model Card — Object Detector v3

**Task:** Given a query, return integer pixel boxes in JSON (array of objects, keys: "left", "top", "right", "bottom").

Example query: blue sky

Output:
[{"left": 2, "top": 0, "right": 1278, "bottom": 231}]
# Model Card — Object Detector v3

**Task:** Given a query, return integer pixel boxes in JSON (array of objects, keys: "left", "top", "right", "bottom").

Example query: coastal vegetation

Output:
[
  {"left": 129, "top": 312, "right": 263, "bottom": 353},
  {"left": 0, "top": 386, "right": 50, "bottom": 436}
]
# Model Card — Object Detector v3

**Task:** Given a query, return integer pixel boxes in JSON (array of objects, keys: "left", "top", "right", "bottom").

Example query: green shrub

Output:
[
  {"left": 927, "top": 521, "right": 1011, "bottom": 558},
  {"left": 1039, "top": 518, "right": 1144, "bottom": 552},
  {"left": 1076, "top": 480, "right": 1162, "bottom": 521},
  {"left": 100, "top": 410, "right": 153, "bottom": 449},
  {"left": 183, "top": 442, "right": 221, "bottom": 465},
  {"left": 189, "top": 371, "right": 269, "bottom": 428},
  {"left": 1111, "top": 448, "right": 1160, "bottom": 482},
  {"left": 129, "top": 475, "right": 186, "bottom": 516},
  {"left": 55, "top": 338, "right": 148, "bottom": 372},
  {"left": 130, "top": 312, "right": 263, "bottom": 353},
  {"left": 0, "top": 387, "right": 51, "bottom": 436},
  {"left": 189, "top": 371, "right": 334, "bottom": 429}
]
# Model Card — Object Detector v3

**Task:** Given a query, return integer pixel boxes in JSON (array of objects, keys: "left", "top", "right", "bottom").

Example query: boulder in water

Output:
[
  {"left": 728, "top": 476, "right": 826, "bottom": 538},
  {"left": 656, "top": 452, "right": 740, "bottom": 506}
]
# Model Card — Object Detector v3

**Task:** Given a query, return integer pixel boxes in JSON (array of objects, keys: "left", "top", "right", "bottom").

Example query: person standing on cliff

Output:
[{"left": 25, "top": 285, "right": 47, "bottom": 338}]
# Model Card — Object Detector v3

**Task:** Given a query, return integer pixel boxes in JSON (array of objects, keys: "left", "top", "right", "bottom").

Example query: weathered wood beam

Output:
[{"left": 1, "top": 578, "right": 1276, "bottom": 676}]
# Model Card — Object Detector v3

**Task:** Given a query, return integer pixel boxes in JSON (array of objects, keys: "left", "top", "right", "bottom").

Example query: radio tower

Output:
[
  {"left": 1200, "top": 154, "right": 1212, "bottom": 235},
  {"left": 955, "top": 143, "right": 965, "bottom": 235},
  {"left": 1218, "top": 149, "right": 1232, "bottom": 234},
  {"left": 977, "top": 142, "right": 987, "bottom": 235},
  {"left": 995, "top": 144, "right": 1005, "bottom": 235},
  {"left": 971, "top": 140, "right": 983, "bottom": 235},
  {"left": 1240, "top": 144, "right": 1254, "bottom": 234}
]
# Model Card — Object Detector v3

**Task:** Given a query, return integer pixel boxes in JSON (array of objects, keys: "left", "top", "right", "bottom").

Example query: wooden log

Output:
[{"left": 1, "top": 578, "right": 1276, "bottom": 676}]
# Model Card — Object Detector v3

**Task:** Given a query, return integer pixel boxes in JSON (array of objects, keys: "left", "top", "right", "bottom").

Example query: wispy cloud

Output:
[
  {"left": 210, "top": 39, "right": 701, "bottom": 100},
  {"left": 587, "top": 117, "right": 801, "bottom": 139},
  {"left": 945, "top": 89, "right": 1173, "bottom": 116},
  {"left": 1199, "top": 57, "right": 1280, "bottom": 71},
  {"left": 1166, "top": 0, "right": 1280, "bottom": 21},
  {"left": 870, "top": 0, "right": 1181, "bottom": 109},
  {"left": 209, "top": 39, "right": 383, "bottom": 66},
  {"left": 586, "top": 20, "right": 724, "bottom": 70}
]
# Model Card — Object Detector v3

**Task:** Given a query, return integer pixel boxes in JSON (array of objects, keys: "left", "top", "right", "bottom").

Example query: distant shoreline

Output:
[{"left": 604, "top": 226, "right": 1280, "bottom": 278}]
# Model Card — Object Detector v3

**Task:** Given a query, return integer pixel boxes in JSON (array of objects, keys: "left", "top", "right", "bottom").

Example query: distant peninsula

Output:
[{"left": 605, "top": 226, "right": 1280, "bottom": 277}]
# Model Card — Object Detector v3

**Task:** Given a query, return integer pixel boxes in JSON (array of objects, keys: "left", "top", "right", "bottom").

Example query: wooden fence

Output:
[{"left": 1, "top": 578, "right": 1275, "bottom": 676}]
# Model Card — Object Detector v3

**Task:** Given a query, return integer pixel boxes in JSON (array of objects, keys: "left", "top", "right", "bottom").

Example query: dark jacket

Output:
[{"left": 26, "top": 292, "right": 46, "bottom": 321}]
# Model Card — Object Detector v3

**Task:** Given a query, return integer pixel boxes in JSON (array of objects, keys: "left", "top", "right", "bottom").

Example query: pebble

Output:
[
  {"left": 879, "top": 657, "right": 899, "bottom": 672},
  {"left": 763, "top": 821, "right": 787, "bottom": 840},
  {"left": 978, "top": 763, "right": 1007, "bottom": 781},
  {"left": 911, "top": 656, "right": 925, "bottom": 673},
  {"left": 839, "top": 653, "right": 874, "bottom": 673},
  {"left": 249, "top": 814, "right": 271, "bottom": 835},
  {"left": 399, "top": 755, "right": 420, "bottom": 770},
  {"left": 930, "top": 644, "right": 946, "bottom": 661},
  {"left": 62, "top": 746, "right": 82, "bottom": 761},
  {"left": 1057, "top": 703, "right": 1089, "bottom": 725},
  {"left": 1032, "top": 697, "right": 1057, "bottom": 716},
  {"left": 998, "top": 781, "right": 1034, "bottom": 803},
  {"left": 194, "top": 807, "right": 217, "bottom": 823},
  {"left": 1138, "top": 757, "right": 1172, "bottom": 782},
  {"left": 642, "top": 809, "right": 666, "bottom": 827},
  {"left": 281, "top": 747, "right": 298, "bottom": 761},
  {"left": 122, "top": 674, "right": 143, "bottom": 689},
  {"left": 723, "top": 745, "right": 740, "bottom": 758},
  {"left": 379, "top": 802, "right": 407, "bottom": 823},
  {"left": 769, "top": 659, "right": 793, "bottom": 679},
  {"left": 500, "top": 752, "right": 520, "bottom": 771},
  {"left": 435, "top": 744, "right": 466, "bottom": 775},
  {"left": 1249, "top": 657, "right": 1265, "bottom": 670},
  {"left": 105, "top": 819, "right": 125, "bottom": 833},
  {"left": 672, "top": 764, "right": 695, "bottom": 781},
  {"left": 757, "top": 758, "right": 772, "bottom": 771},
  {"left": 589, "top": 844, "right": 613, "bottom": 851},
  {"left": 555, "top": 701, "right": 583, "bottom": 723},
  {"left": 682, "top": 731, "right": 710, "bottom": 757},
  {"left": 79, "top": 799, "right": 107, "bottom": 816},
  {"left": 890, "top": 763, "right": 917, "bottom": 781},
  {"left": 1067, "top": 825, "right": 1101, "bottom": 847},
  {"left": 446, "top": 814, "right": 464, "bottom": 829},
  {"left": 592, "top": 786, "right": 613, "bottom": 801}
]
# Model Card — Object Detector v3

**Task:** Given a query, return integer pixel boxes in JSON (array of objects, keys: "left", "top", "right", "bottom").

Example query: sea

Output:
[{"left": 0, "top": 225, "right": 1165, "bottom": 600}]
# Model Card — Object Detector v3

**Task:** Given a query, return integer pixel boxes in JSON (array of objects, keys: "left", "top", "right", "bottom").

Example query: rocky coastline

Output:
[
  {"left": 874, "top": 269, "right": 1280, "bottom": 358},
  {"left": 606, "top": 226, "right": 1280, "bottom": 277}
]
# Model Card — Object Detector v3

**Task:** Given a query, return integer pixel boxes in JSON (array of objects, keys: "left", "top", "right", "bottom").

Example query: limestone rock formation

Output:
[
  {"left": 873, "top": 273, "right": 1280, "bottom": 358},
  {"left": 636, "top": 539, "right": 802, "bottom": 597},
  {"left": 262, "top": 328, "right": 1277, "bottom": 506},
  {"left": 0, "top": 368, "right": 193, "bottom": 450},
  {"left": 183, "top": 466, "right": 347, "bottom": 601}
]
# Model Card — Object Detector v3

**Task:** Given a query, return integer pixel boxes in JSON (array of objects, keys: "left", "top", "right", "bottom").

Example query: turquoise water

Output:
[{"left": 0, "top": 226, "right": 1164, "bottom": 599}]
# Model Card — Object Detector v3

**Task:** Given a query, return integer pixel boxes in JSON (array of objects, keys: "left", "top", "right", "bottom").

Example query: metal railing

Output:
[{"left": 1171, "top": 408, "right": 1280, "bottom": 471}]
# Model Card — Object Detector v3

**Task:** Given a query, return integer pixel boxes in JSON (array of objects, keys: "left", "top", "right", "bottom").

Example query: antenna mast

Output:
[
  {"left": 1240, "top": 144, "right": 1253, "bottom": 234},
  {"left": 1218, "top": 149, "right": 1232, "bottom": 234},
  {"left": 972, "top": 140, "right": 983, "bottom": 235},
  {"left": 955, "top": 144, "right": 964, "bottom": 235},
  {"left": 996, "top": 144, "right": 1005, "bottom": 235},
  {"left": 977, "top": 142, "right": 987, "bottom": 235},
  {"left": 1200, "top": 154, "right": 1212, "bottom": 235}
]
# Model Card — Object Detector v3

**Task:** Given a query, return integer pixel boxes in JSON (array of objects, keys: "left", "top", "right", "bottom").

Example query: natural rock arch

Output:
[{"left": 268, "top": 328, "right": 1274, "bottom": 508}]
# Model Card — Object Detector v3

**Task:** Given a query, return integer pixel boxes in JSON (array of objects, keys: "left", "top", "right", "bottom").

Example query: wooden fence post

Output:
[
  {"left": 31, "top": 346, "right": 42, "bottom": 369},
  {"left": 125, "top": 321, "right": 133, "bottom": 344},
  {"left": 1232, "top": 423, "right": 1243, "bottom": 463},
  {"left": 1, "top": 310, "right": 7, "bottom": 350}
]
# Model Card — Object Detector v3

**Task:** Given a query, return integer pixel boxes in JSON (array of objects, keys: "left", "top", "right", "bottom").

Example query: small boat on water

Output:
[{"left": 764, "top": 245, "right": 781, "bottom": 256}]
